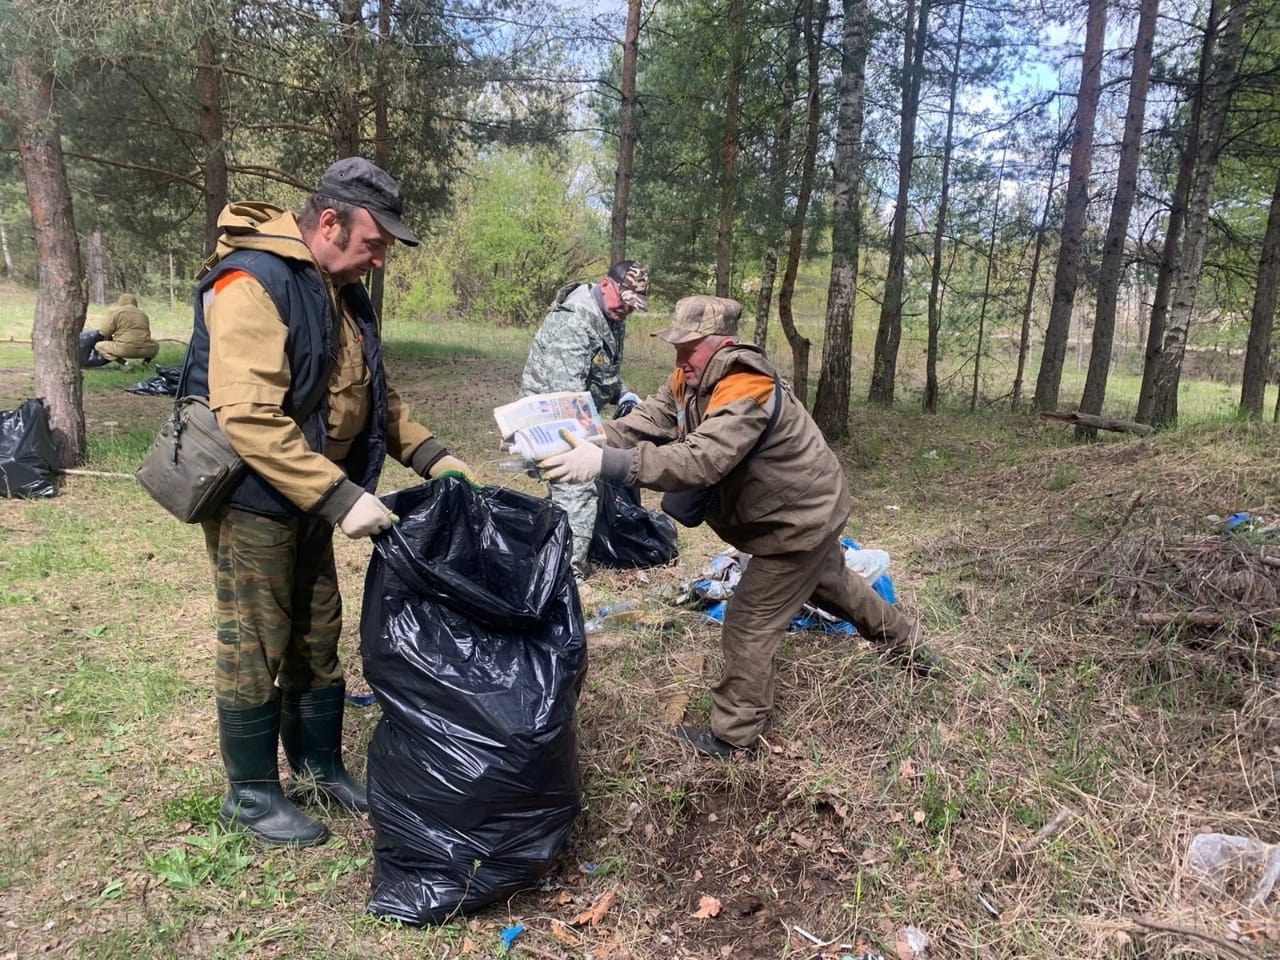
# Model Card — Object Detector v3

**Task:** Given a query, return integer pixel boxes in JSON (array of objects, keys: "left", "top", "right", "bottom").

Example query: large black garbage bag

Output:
[
  {"left": 361, "top": 478, "right": 588, "bottom": 926},
  {"left": 126, "top": 364, "right": 182, "bottom": 396},
  {"left": 589, "top": 479, "right": 679, "bottom": 569},
  {"left": 0, "top": 398, "right": 58, "bottom": 499},
  {"left": 79, "top": 329, "right": 108, "bottom": 368}
]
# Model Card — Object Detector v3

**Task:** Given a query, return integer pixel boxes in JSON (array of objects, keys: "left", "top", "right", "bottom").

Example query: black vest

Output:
[{"left": 180, "top": 249, "right": 389, "bottom": 518}]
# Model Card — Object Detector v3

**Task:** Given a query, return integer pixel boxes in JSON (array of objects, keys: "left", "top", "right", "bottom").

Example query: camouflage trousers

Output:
[
  {"left": 549, "top": 479, "right": 598, "bottom": 578},
  {"left": 202, "top": 508, "right": 344, "bottom": 710}
]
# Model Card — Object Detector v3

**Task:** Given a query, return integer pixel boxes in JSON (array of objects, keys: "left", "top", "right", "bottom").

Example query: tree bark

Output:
[
  {"left": 0, "top": 223, "right": 12, "bottom": 277},
  {"left": 197, "top": 30, "right": 228, "bottom": 257},
  {"left": 972, "top": 147, "right": 1006, "bottom": 413},
  {"left": 923, "top": 0, "right": 966, "bottom": 414},
  {"left": 11, "top": 55, "right": 87, "bottom": 468},
  {"left": 753, "top": 14, "right": 800, "bottom": 351},
  {"left": 1137, "top": 0, "right": 1218, "bottom": 423},
  {"left": 1077, "top": 0, "right": 1159, "bottom": 437},
  {"left": 869, "top": 0, "right": 930, "bottom": 406},
  {"left": 334, "top": 0, "right": 365, "bottom": 158},
  {"left": 777, "top": 0, "right": 827, "bottom": 403},
  {"left": 610, "top": 0, "right": 642, "bottom": 264},
  {"left": 1238, "top": 165, "right": 1280, "bottom": 418},
  {"left": 369, "top": 0, "right": 392, "bottom": 319},
  {"left": 1033, "top": 0, "right": 1107, "bottom": 412},
  {"left": 1149, "top": 0, "right": 1249, "bottom": 428},
  {"left": 1013, "top": 132, "right": 1064, "bottom": 411},
  {"left": 813, "top": 0, "right": 868, "bottom": 441},
  {"left": 87, "top": 230, "right": 106, "bottom": 305},
  {"left": 714, "top": 0, "right": 743, "bottom": 297}
]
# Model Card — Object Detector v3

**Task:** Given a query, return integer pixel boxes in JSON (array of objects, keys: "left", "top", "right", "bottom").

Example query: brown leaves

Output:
[
  {"left": 690, "top": 894, "right": 722, "bottom": 919},
  {"left": 570, "top": 888, "right": 618, "bottom": 927}
]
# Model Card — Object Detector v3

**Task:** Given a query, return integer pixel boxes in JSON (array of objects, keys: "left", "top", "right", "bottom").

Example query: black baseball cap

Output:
[{"left": 316, "top": 157, "right": 419, "bottom": 247}]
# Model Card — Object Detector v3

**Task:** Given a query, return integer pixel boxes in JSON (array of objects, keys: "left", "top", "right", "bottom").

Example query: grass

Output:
[{"left": 0, "top": 281, "right": 1278, "bottom": 957}]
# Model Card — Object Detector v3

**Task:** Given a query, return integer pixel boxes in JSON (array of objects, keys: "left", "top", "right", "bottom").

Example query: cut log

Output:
[{"left": 1040, "top": 410, "right": 1153, "bottom": 436}]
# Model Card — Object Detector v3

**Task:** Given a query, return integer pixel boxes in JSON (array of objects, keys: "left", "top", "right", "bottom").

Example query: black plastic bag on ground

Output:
[
  {"left": 589, "top": 479, "right": 679, "bottom": 569},
  {"left": 360, "top": 478, "right": 587, "bottom": 926},
  {"left": 126, "top": 364, "right": 182, "bottom": 396},
  {"left": 79, "top": 329, "right": 108, "bottom": 368},
  {"left": 0, "top": 398, "right": 57, "bottom": 499}
]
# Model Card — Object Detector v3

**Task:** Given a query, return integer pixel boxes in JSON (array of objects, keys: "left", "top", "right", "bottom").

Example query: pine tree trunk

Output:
[
  {"left": 813, "top": 0, "right": 868, "bottom": 441},
  {"left": 1033, "top": 0, "right": 1107, "bottom": 412},
  {"left": 369, "top": 0, "right": 392, "bottom": 319},
  {"left": 610, "top": 0, "right": 642, "bottom": 264},
  {"left": 87, "top": 230, "right": 106, "bottom": 305},
  {"left": 972, "top": 148, "right": 1006, "bottom": 412},
  {"left": 869, "top": 0, "right": 930, "bottom": 406},
  {"left": 777, "top": 0, "right": 827, "bottom": 403},
  {"left": 1137, "top": 0, "right": 1218, "bottom": 423},
  {"left": 1239, "top": 166, "right": 1280, "bottom": 418},
  {"left": 754, "top": 16, "right": 800, "bottom": 350},
  {"left": 1077, "top": 0, "right": 1159, "bottom": 436},
  {"left": 1012, "top": 135, "right": 1063, "bottom": 411},
  {"left": 197, "top": 30, "right": 228, "bottom": 257},
  {"left": 714, "top": 0, "right": 743, "bottom": 297},
  {"left": 1149, "top": 0, "right": 1248, "bottom": 428},
  {"left": 12, "top": 54, "right": 86, "bottom": 468},
  {"left": 334, "top": 0, "right": 364, "bottom": 158},
  {"left": 0, "top": 223, "right": 12, "bottom": 277},
  {"left": 923, "top": 0, "right": 966, "bottom": 414}
]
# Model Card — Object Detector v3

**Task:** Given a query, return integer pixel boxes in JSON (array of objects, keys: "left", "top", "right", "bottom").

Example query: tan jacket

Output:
[
  {"left": 603, "top": 343, "right": 851, "bottom": 555},
  {"left": 203, "top": 203, "right": 436, "bottom": 518},
  {"left": 100, "top": 294, "right": 157, "bottom": 349}
]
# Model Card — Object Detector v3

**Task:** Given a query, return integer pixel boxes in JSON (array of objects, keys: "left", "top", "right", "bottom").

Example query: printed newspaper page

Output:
[{"left": 493, "top": 391, "right": 604, "bottom": 461}]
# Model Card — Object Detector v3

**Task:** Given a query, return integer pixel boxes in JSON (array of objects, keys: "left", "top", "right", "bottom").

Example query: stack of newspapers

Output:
[{"left": 493, "top": 391, "right": 605, "bottom": 461}]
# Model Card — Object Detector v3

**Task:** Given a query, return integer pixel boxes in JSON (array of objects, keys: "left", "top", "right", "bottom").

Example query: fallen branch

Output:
[
  {"left": 59, "top": 468, "right": 136, "bottom": 480},
  {"left": 1137, "top": 612, "right": 1227, "bottom": 627},
  {"left": 1040, "top": 410, "right": 1153, "bottom": 436},
  {"left": 992, "top": 808, "right": 1074, "bottom": 879},
  {"left": 1131, "top": 914, "right": 1257, "bottom": 959}
]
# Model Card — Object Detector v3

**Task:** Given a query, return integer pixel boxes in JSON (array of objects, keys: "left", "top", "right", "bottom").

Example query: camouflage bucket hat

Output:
[
  {"left": 653, "top": 295, "right": 743, "bottom": 345},
  {"left": 607, "top": 260, "right": 650, "bottom": 311}
]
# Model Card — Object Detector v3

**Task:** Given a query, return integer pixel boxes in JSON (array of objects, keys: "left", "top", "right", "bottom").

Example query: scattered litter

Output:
[
  {"left": 583, "top": 600, "right": 643, "bottom": 635},
  {"left": 499, "top": 924, "right": 525, "bottom": 950},
  {"left": 1185, "top": 833, "right": 1280, "bottom": 908},
  {"left": 896, "top": 924, "right": 930, "bottom": 958},
  {"left": 344, "top": 691, "right": 377, "bottom": 707},
  {"left": 677, "top": 539, "right": 897, "bottom": 634}
]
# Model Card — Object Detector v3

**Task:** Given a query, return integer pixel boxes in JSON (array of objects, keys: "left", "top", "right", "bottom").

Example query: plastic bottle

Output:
[
  {"left": 498, "top": 458, "right": 540, "bottom": 477},
  {"left": 583, "top": 600, "right": 642, "bottom": 634}
]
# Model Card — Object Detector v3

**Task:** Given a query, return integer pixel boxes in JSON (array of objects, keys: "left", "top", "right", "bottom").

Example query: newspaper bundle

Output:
[{"left": 493, "top": 391, "right": 605, "bottom": 461}]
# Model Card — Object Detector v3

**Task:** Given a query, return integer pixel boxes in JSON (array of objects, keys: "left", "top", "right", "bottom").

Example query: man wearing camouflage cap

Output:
[
  {"left": 541, "top": 295, "right": 940, "bottom": 758},
  {"left": 520, "top": 260, "right": 650, "bottom": 580}
]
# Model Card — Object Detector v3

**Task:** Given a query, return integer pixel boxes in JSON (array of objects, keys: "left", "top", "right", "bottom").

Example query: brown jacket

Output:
[
  {"left": 602, "top": 342, "right": 851, "bottom": 555},
  {"left": 203, "top": 203, "right": 437, "bottom": 520},
  {"left": 99, "top": 294, "right": 157, "bottom": 350}
]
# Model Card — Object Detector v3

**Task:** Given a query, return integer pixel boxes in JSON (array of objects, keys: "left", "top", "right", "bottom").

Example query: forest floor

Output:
[{"left": 0, "top": 329, "right": 1278, "bottom": 959}]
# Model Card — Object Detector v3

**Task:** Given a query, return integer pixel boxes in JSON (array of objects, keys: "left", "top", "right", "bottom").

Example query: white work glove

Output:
[
  {"left": 339, "top": 491, "right": 394, "bottom": 539},
  {"left": 427, "top": 454, "right": 481, "bottom": 488},
  {"left": 539, "top": 432, "right": 604, "bottom": 483}
]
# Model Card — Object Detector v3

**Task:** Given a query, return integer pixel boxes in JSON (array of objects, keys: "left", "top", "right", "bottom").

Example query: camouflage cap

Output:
[
  {"left": 607, "top": 260, "right": 650, "bottom": 311},
  {"left": 652, "top": 295, "right": 742, "bottom": 345}
]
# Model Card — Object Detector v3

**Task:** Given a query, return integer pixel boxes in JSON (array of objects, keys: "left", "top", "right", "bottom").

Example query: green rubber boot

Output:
[{"left": 280, "top": 683, "right": 369, "bottom": 813}]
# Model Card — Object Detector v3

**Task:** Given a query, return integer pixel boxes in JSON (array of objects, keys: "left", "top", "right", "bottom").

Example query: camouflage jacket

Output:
[{"left": 520, "top": 282, "right": 625, "bottom": 411}]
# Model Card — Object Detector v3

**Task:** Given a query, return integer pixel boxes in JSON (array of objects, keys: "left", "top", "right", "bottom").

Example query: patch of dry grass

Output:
[{"left": 1, "top": 330, "right": 1279, "bottom": 959}]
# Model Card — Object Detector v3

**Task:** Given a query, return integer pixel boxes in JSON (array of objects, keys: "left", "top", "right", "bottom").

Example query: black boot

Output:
[
  {"left": 218, "top": 701, "right": 329, "bottom": 846},
  {"left": 280, "top": 683, "right": 369, "bottom": 813}
]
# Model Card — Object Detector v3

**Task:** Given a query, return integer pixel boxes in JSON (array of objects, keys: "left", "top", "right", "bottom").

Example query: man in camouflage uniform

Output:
[
  {"left": 520, "top": 260, "right": 649, "bottom": 579},
  {"left": 188, "top": 158, "right": 477, "bottom": 847}
]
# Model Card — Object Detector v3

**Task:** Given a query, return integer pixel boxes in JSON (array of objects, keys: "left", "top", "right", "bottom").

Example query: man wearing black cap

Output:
[
  {"left": 183, "top": 157, "right": 477, "bottom": 846},
  {"left": 520, "top": 259, "right": 650, "bottom": 580},
  {"left": 541, "top": 295, "right": 940, "bottom": 759}
]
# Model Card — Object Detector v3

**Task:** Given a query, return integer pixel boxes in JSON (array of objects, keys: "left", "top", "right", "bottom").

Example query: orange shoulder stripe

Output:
[
  {"left": 707, "top": 371, "right": 774, "bottom": 411},
  {"left": 212, "top": 268, "right": 253, "bottom": 295}
]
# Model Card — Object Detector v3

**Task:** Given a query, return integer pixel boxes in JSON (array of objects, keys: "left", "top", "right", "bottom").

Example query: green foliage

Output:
[
  {"left": 143, "top": 824, "right": 254, "bottom": 890},
  {"left": 386, "top": 145, "right": 605, "bottom": 327}
]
